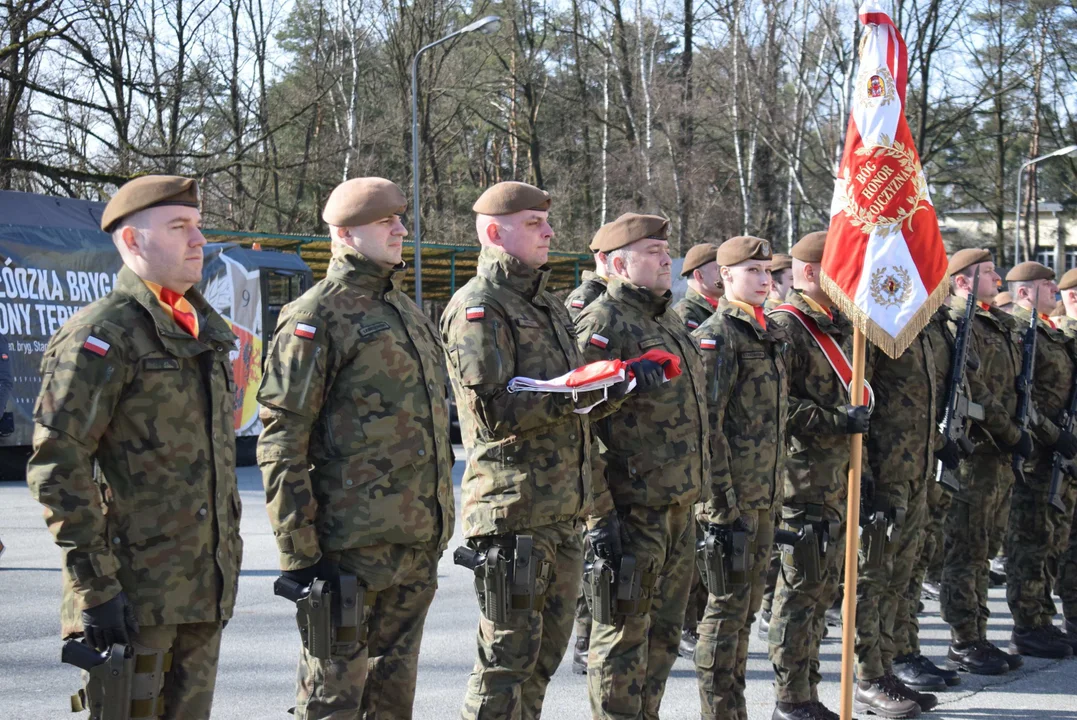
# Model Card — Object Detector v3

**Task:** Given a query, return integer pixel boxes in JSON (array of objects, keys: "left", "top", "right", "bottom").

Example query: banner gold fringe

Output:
[{"left": 821, "top": 270, "right": 950, "bottom": 360}]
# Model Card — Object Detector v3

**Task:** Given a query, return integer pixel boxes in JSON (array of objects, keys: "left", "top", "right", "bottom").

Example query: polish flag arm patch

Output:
[
  {"left": 294, "top": 322, "right": 317, "bottom": 339},
  {"left": 686, "top": 319, "right": 699, "bottom": 329},
  {"left": 570, "top": 299, "right": 585, "bottom": 309},
  {"left": 589, "top": 333, "right": 610, "bottom": 349},
  {"left": 466, "top": 306, "right": 486, "bottom": 321},
  {"left": 699, "top": 337, "right": 718, "bottom": 350},
  {"left": 82, "top": 335, "right": 111, "bottom": 357}
]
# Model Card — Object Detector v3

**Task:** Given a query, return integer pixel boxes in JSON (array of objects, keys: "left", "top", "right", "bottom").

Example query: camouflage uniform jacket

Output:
[
  {"left": 565, "top": 271, "right": 608, "bottom": 320},
  {"left": 671, "top": 287, "right": 717, "bottom": 331},
  {"left": 1056, "top": 314, "right": 1077, "bottom": 340},
  {"left": 574, "top": 277, "right": 709, "bottom": 513},
  {"left": 257, "top": 250, "right": 454, "bottom": 570},
  {"left": 949, "top": 295, "right": 1023, "bottom": 451},
  {"left": 768, "top": 291, "right": 858, "bottom": 504},
  {"left": 1011, "top": 305, "right": 1077, "bottom": 459},
  {"left": 693, "top": 298, "right": 789, "bottom": 524},
  {"left": 442, "top": 247, "right": 603, "bottom": 538},
  {"left": 27, "top": 266, "right": 241, "bottom": 633},
  {"left": 866, "top": 314, "right": 950, "bottom": 488}
]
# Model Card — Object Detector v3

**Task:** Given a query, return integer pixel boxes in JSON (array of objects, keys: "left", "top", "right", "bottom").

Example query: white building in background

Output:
[{"left": 938, "top": 202, "right": 1074, "bottom": 271}]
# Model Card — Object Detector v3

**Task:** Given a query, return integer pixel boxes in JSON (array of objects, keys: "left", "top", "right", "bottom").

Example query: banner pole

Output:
[{"left": 840, "top": 327, "right": 866, "bottom": 720}]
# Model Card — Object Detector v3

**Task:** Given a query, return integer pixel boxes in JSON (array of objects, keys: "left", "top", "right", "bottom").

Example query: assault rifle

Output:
[
  {"left": 1047, "top": 375, "right": 1077, "bottom": 513},
  {"left": 1012, "top": 288, "right": 1040, "bottom": 485},
  {"left": 935, "top": 266, "right": 984, "bottom": 491}
]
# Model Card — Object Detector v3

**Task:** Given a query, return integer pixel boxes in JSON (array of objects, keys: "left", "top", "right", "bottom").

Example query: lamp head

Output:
[{"left": 463, "top": 15, "right": 500, "bottom": 35}]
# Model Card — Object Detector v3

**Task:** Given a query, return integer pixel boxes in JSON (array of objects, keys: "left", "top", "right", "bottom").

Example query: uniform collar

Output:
[
  {"left": 798, "top": 291, "right": 833, "bottom": 320},
  {"left": 116, "top": 266, "right": 235, "bottom": 356},
  {"left": 477, "top": 246, "right": 551, "bottom": 299},
  {"left": 1012, "top": 303, "right": 1060, "bottom": 334},
  {"left": 787, "top": 290, "right": 846, "bottom": 334},
  {"left": 580, "top": 270, "right": 608, "bottom": 288},
  {"left": 606, "top": 276, "right": 671, "bottom": 316},
  {"left": 686, "top": 286, "right": 720, "bottom": 310},
  {"left": 722, "top": 297, "right": 768, "bottom": 333},
  {"left": 326, "top": 248, "right": 403, "bottom": 295}
]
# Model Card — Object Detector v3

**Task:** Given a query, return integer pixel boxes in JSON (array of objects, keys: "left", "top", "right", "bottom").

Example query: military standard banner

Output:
[{"left": 821, "top": 3, "right": 948, "bottom": 359}]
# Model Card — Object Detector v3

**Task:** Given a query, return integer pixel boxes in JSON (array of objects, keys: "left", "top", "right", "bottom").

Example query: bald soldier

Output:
[
  {"left": 692, "top": 236, "right": 788, "bottom": 720},
  {"left": 565, "top": 237, "right": 610, "bottom": 321},
  {"left": 939, "top": 249, "right": 1026, "bottom": 675},
  {"left": 443, "top": 182, "right": 632, "bottom": 719},
  {"left": 672, "top": 243, "right": 722, "bottom": 331},
  {"left": 28, "top": 176, "right": 241, "bottom": 719},
  {"left": 1003, "top": 262, "right": 1077, "bottom": 659},
  {"left": 766, "top": 232, "right": 872, "bottom": 720},
  {"left": 257, "top": 178, "right": 454, "bottom": 719},
  {"left": 574, "top": 213, "right": 708, "bottom": 719}
]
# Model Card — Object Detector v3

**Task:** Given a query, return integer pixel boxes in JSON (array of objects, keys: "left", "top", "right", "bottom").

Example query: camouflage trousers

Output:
[
  {"left": 575, "top": 523, "right": 592, "bottom": 641},
  {"left": 696, "top": 508, "right": 775, "bottom": 720},
  {"left": 1059, "top": 481, "right": 1077, "bottom": 621},
  {"left": 895, "top": 478, "right": 952, "bottom": 657},
  {"left": 1005, "top": 459, "right": 1077, "bottom": 629},
  {"left": 768, "top": 502, "right": 845, "bottom": 705},
  {"left": 682, "top": 569, "right": 709, "bottom": 636},
  {"left": 855, "top": 474, "right": 927, "bottom": 680},
  {"left": 760, "top": 550, "right": 781, "bottom": 617},
  {"left": 461, "top": 521, "right": 581, "bottom": 720},
  {"left": 941, "top": 451, "right": 1007, "bottom": 644},
  {"left": 294, "top": 542, "right": 440, "bottom": 720},
  {"left": 587, "top": 504, "right": 694, "bottom": 720},
  {"left": 95, "top": 621, "right": 224, "bottom": 720},
  {"left": 988, "top": 466, "right": 1015, "bottom": 567}
]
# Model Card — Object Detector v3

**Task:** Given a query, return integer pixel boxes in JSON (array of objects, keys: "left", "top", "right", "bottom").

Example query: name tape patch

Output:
[{"left": 359, "top": 322, "right": 390, "bottom": 338}]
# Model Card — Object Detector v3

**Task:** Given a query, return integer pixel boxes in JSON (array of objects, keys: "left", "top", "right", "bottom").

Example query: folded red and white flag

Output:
[
  {"left": 508, "top": 349, "right": 682, "bottom": 413},
  {"left": 820, "top": 3, "right": 948, "bottom": 359}
]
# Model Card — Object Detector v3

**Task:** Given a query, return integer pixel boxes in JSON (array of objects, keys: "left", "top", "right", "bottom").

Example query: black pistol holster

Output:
[
  {"left": 453, "top": 535, "right": 545, "bottom": 623},
  {"left": 695, "top": 523, "right": 748, "bottom": 596}
]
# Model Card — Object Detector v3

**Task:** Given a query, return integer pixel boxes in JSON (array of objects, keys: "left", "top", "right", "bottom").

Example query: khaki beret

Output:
[
  {"left": 771, "top": 254, "right": 792, "bottom": 272},
  {"left": 101, "top": 175, "right": 199, "bottom": 232},
  {"left": 716, "top": 236, "right": 773, "bottom": 267},
  {"left": 473, "top": 181, "right": 551, "bottom": 215},
  {"left": 994, "top": 291, "right": 1013, "bottom": 307},
  {"left": 1059, "top": 269, "right": 1077, "bottom": 291},
  {"left": 1005, "top": 261, "right": 1055, "bottom": 283},
  {"left": 791, "top": 231, "right": 828, "bottom": 264},
  {"left": 947, "top": 248, "right": 992, "bottom": 277},
  {"left": 323, "top": 177, "right": 406, "bottom": 227},
  {"left": 591, "top": 213, "right": 669, "bottom": 254},
  {"left": 680, "top": 243, "right": 719, "bottom": 276}
]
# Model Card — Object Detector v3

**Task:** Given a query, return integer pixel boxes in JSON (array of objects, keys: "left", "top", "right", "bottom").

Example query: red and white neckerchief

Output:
[
  {"left": 1040, "top": 312, "right": 1057, "bottom": 330},
  {"left": 507, "top": 349, "right": 682, "bottom": 413},
  {"left": 145, "top": 280, "right": 200, "bottom": 338},
  {"left": 772, "top": 303, "right": 875, "bottom": 410},
  {"left": 819, "top": 3, "right": 948, "bottom": 359}
]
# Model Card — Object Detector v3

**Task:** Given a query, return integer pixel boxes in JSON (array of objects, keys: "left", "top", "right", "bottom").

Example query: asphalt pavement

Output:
[{"left": 2, "top": 457, "right": 1075, "bottom": 719}]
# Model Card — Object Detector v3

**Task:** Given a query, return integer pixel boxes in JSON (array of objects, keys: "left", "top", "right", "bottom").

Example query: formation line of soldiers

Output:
[{"left": 25, "top": 175, "right": 1077, "bottom": 720}]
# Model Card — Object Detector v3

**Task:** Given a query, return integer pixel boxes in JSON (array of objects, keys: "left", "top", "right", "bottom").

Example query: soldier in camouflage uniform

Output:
[
  {"left": 672, "top": 243, "right": 722, "bottom": 332},
  {"left": 566, "top": 239, "right": 609, "bottom": 674},
  {"left": 764, "top": 254, "right": 793, "bottom": 311},
  {"left": 766, "top": 232, "right": 872, "bottom": 720},
  {"left": 566, "top": 243, "right": 609, "bottom": 321},
  {"left": 443, "top": 182, "right": 618, "bottom": 720},
  {"left": 691, "top": 236, "right": 787, "bottom": 720},
  {"left": 574, "top": 213, "right": 708, "bottom": 719},
  {"left": 853, "top": 312, "right": 955, "bottom": 718},
  {"left": 1056, "top": 269, "right": 1077, "bottom": 650},
  {"left": 1003, "top": 261, "right": 1077, "bottom": 659},
  {"left": 256, "top": 178, "right": 454, "bottom": 719},
  {"left": 27, "top": 176, "right": 241, "bottom": 720},
  {"left": 939, "top": 249, "right": 1025, "bottom": 675}
]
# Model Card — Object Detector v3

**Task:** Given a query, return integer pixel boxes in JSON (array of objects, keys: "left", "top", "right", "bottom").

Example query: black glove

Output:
[
  {"left": 839, "top": 404, "right": 871, "bottom": 435},
  {"left": 1009, "top": 430, "right": 1034, "bottom": 460},
  {"left": 81, "top": 592, "right": 139, "bottom": 651},
  {"left": 1053, "top": 430, "right": 1077, "bottom": 460},
  {"left": 627, "top": 359, "right": 667, "bottom": 394},
  {"left": 280, "top": 556, "right": 337, "bottom": 590},
  {"left": 587, "top": 513, "right": 623, "bottom": 562},
  {"left": 936, "top": 439, "right": 961, "bottom": 470}
]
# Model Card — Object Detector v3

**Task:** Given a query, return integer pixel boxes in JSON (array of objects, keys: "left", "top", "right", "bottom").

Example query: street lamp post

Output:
[
  {"left": 1014, "top": 144, "right": 1077, "bottom": 266},
  {"left": 411, "top": 15, "right": 500, "bottom": 307}
]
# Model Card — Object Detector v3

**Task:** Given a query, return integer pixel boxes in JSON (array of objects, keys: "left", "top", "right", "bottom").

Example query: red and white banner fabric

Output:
[{"left": 820, "top": 3, "right": 948, "bottom": 359}]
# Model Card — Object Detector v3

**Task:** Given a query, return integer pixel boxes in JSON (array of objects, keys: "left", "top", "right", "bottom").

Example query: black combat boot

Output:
[
  {"left": 946, "top": 641, "right": 1008, "bottom": 675},
  {"left": 811, "top": 701, "right": 850, "bottom": 720},
  {"left": 1044, "top": 623, "right": 1077, "bottom": 653},
  {"left": 1064, "top": 619, "right": 1077, "bottom": 652},
  {"left": 981, "top": 639, "right": 1022, "bottom": 669},
  {"left": 772, "top": 701, "right": 826, "bottom": 720},
  {"left": 678, "top": 628, "right": 697, "bottom": 660},
  {"left": 1009, "top": 625, "right": 1074, "bottom": 659},
  {"left": 893, "top": 654, "right": 947, "bottom": 692},
  {"left": 572, "top": 635, "right": 589, "bottom": 675},
  {"left": 920, "top": 579, "right": 941, "bottom": 602},
  {"left": 758, "top": 609, "right": 772, "bottom": 640},
  {"left": 853, "top": 677, "right": 921, "bottom": 719},
  {"left": 886, "top": 673, "right": 937, "bottom": 712}
]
